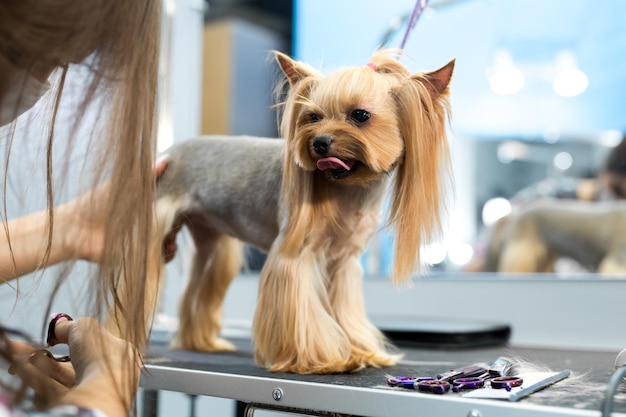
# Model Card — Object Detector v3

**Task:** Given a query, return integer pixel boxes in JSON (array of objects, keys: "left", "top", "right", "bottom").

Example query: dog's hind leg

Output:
[
  {"left": 328, "top": 256, "right": 402, "bottom": 369},
  {"left": 481, "top": 215, "right": 510, "bottom": 272},
  {"left": 598, "top": 245, "right": 626, "bottom": 275},
  {"left": 496, "top": 220, "right": 554, "bottom": 273},
  {"left": 498, "top": 236, "right": 549, "bottom": 273},
  {"left": 172, "top": 232, "right": 243, "bottom": 352}
]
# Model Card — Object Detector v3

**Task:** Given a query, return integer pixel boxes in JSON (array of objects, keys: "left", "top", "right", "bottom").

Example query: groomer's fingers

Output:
[
  {"left": 16, "top": 360, "right": 70, "bottom": 397},
  {"left": 26, "top": 350, "right": 76, "bottom": 387},
  {"left": 53, "top": 317, "right": 137, "bottom": 366},
  {"left": 8, "top": 342, "right": 77, "bottom": 389},
  {"left": 8, "top": 350, "right": 72, "bottom": 403},
  {"left": 154, "top": 154, "right": 169, "bottom": 180},
  {"left": 7, "top": 339, "right": 38, "bottom": 358},
  {"left": 48, "top": 315, "right": 75, "bottom": 345},
  {"left": 47, "top": 313, "right": 73, "bottom": 346},
  {"left": 154, "top": 154, "right": 176, "bottom": 263},
  {"left": 163, "top": 229, "right": 177, "bottom": 263}
]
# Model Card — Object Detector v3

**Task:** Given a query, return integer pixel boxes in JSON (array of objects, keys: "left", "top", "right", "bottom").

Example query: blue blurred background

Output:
[{"left": 295, "top": 0, "right": 626, "bottom": 138}]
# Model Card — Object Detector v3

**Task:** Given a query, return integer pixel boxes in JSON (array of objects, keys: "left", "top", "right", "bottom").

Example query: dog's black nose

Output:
[{"left": 313, "top": 135, "right": 332, "bottom": 155}]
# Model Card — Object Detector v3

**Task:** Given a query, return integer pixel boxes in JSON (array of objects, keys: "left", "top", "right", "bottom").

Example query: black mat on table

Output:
[{"left": 144, "top": 338, "right": 625, "bottom": 413}]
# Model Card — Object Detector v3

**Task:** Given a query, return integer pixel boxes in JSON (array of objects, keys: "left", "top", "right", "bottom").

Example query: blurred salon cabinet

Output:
[{"left": 201, "top": 18, "right": 286, "bottom": 137}]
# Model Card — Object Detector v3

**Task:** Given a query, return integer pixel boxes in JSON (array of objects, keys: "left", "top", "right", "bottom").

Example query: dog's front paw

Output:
[
  {"left": 171, "top": 334, "right": 236, "bottom": 352},
  {"left": 260, "top": 352, "right": 400, "bottom": 374},
  {"left": 262, "top": 355, "right": 365, "bottom": 375},
  {"left": 359, "top": 349, "right": 402, "bottom": 369},
  {"left": 256, "top": 342, "right": 403, "bottom": 374}
]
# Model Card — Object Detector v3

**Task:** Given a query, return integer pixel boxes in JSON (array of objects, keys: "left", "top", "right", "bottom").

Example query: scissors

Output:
[
  {"left": 451, "top": 377, "right": 486, "bottom": 392},
  {"left": 451, "top": 375, "right": 524, "bottom": 392},
  {"left": 389, "top": 364, "right": 490, "bottom": 394},
  {"left": 490, "top": 376, "right": 524, "bottom": 391},
  {"left": 387, "top": 376, "right": 435, "bottom": 389},
  {"left": 416, "top": 380, "right": 451, "bottom": 394},
  {"left": 437, "top": 364, "right": 489, "bottom": 382},
  {"left": 389, "top": 359, "right": 523, "bottom": 395}
]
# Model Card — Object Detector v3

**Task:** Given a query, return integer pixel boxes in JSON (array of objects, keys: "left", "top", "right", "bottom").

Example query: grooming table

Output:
[{"left": 140, "top": 337, "right": 626, "bottom": 417}]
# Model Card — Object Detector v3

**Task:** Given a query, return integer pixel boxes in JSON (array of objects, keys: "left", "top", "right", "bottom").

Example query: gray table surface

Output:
[{"left": 141, "top": 338, "right": 626, "bottom": 417}]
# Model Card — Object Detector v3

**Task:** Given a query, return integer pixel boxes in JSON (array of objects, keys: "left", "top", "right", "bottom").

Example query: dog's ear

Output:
[
  {"left": 421, "top": 59, "right": 455, "bottom": 100},
  {"left": 274, "top": 51, "right": 315, "bottom": 86}
]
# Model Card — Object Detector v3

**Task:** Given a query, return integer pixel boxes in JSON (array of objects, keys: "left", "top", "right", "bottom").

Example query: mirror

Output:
[{"left": 292, "top": 0, "right": 626, "bottom": 276}]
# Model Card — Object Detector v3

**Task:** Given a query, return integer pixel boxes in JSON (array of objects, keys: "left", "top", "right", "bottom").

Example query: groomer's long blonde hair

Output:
[{"left": 0, "top": 0, "right": 161, "bottom": 411}]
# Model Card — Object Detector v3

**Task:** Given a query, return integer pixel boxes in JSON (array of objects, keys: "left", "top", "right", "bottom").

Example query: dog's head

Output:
[
  {"left": 275, "top": 50, "right": 453, "bottom": 188},
  {"left": 275, "top": 50, "right": 454, "bottom": 282}
]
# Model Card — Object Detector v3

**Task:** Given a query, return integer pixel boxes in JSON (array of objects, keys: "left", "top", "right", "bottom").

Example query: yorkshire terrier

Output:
[
  {"left": 475, "top": 199, "right": 626, "bottom": 274},
  {"left": 116, "top": 49, "right": 454, "bottom": 374}
]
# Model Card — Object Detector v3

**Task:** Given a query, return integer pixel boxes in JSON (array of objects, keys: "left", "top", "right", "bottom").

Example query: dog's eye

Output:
[
  {"left": 309, "top": 113, "right": 321, "bottom": 123},
  {"left": 350, "top": 109, "right": 371, "bottom": 124}
]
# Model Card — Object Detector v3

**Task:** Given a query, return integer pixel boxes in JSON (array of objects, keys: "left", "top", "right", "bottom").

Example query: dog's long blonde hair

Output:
[
  {"left": 384, "top": 54, "right": 453, "bottom": 282},
  {"left": 277, "top": 49, "right": 453, "bottom": 283}
]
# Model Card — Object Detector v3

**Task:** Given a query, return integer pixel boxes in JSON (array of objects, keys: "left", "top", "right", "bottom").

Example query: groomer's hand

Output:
[
  {"left": 54, "top": 317, "right": 141, "bottom": 417},
  {"left": 9, "top": 318, "right": 141, "bottom": 417},
  {"left": 7, "top": 339, "right": 75, "bottom": 407},
  {"left": 9, "top": 317, "right": 141, "bottom": 417},
  {"left": 58, "top": 154, "right": 173, "bottom": 263}
]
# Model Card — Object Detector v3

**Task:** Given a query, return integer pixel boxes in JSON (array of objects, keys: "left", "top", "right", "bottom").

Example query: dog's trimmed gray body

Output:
[{"left": 158, "top": 135, "right": 283, "bottom": 251}]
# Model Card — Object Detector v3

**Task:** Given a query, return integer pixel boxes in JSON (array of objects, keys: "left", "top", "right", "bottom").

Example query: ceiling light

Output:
[
  {"left": 481, "top": 197, "right": 512, "bottom": 226},
  {"left": 553, "top": 50, "right": 588, "bottom": 97},
  {"left": 488, "top": 49, "right": 525, "bottom": 96}
]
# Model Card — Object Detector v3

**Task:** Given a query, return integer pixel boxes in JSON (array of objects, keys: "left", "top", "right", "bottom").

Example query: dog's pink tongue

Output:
[{"left": 317, "top": 157, "right": 353, "bottom": 171}]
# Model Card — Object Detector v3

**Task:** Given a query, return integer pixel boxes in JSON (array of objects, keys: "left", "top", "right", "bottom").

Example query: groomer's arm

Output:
[
  {"left": 0, "top": 156, "right": 169, "bottom": 283},
  {"left": 0, "top": 211, "right": 47, "bottom": 280},
  {"left": 0, "top": 193, "right": 106, "bottom": 282}
]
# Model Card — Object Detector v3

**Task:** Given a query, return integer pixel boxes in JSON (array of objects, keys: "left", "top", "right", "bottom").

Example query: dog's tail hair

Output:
[{"left": 383, "top": 56, "right": 455, "bottom": 283}]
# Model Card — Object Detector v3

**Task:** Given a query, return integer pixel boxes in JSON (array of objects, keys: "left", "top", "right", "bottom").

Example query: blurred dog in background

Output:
[
  {"left": 468, "top": 136, "right": 626, "bottom": 274},
  {"left": 479, "top": 199, "right": 626, "bottom": 274}
]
